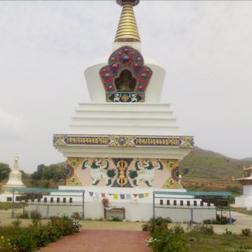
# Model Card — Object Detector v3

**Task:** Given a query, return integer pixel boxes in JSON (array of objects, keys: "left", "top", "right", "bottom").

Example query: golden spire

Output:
[{"left": 115, "top": 0, "right": 140, "bottom": 43}]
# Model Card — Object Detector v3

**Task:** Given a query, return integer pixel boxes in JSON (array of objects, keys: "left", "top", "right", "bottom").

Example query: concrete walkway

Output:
[{"left": 39, "top": 230, "right": 151, "bottom": 252}]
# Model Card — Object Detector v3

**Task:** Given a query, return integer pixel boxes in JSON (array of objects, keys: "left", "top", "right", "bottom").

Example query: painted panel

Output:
[{"left": 66, "top": 157, "right": 182, "bottom": 189}]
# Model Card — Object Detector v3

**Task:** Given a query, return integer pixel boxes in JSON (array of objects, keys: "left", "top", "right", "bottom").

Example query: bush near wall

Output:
[{"left": 0, "top": 216, "right": 81, "bottom": 252}]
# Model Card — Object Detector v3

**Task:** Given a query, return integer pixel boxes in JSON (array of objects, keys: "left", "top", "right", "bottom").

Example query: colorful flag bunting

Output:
[
  {"left": 86, "top": 191, "right": 150, "bottom": 200},
  {"left": 126, "top": 194, "right": 131, "bottom": 199}
]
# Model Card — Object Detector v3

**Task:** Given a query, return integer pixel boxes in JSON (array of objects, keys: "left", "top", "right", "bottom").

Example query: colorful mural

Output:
[{"left": 66, "top": 157, "right": 181, "bottom": 188}]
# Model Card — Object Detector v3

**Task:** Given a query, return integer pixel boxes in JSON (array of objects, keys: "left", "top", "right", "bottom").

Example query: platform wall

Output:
[{"left": 25, "top": 201, "right": 216, "bottom": 223}]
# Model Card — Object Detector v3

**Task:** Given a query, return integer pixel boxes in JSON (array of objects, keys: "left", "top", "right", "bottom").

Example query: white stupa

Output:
[
  {"left": 53, "top": 0, "right": 193, "bottom": 189},
  {"left": 5, "top": 156, "right": 25, "bottom": 189},
  {"left": 234, "top": 167, "right": 252, "bottom": 210}
]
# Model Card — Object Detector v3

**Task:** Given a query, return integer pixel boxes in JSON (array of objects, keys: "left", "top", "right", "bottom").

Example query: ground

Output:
[
  {"left": 39, "top": 230, "right": 151, "bottom": 252},
  {"left": 1, "top": 209, "right": 252, "bottom": 234},
  {"left": 1, "top": 208, "right": 252, "bottom": 251}
]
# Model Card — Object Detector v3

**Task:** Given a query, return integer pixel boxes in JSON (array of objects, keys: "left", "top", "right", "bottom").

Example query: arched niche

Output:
[{"left": 115, "top": 69, "right": 136, "bottom": 92}]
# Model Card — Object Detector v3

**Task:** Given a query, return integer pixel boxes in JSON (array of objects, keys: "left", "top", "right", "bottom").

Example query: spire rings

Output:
[{"left": 116, "top": 0, "right": 140, "bottom": 6}]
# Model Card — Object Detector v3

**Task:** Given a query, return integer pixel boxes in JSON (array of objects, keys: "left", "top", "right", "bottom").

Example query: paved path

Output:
[{"left": 40, "top": 230, "right": 151, "bottom": 252}]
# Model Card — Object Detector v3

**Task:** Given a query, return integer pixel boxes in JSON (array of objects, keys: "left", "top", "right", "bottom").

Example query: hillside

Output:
[{"left": 180, "top": 147, "right": 252, "bottom": 191}]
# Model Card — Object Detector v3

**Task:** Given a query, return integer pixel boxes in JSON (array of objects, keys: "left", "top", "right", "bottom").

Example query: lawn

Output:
[
  {"left": 185, "top": 233, "right": 252, "bottom": 252},
  {"left": 0, "top": 202, "right": 25, "bottom": 210},
  {"left": 232, "top": 207, "right": 252, "bottom": 216}
]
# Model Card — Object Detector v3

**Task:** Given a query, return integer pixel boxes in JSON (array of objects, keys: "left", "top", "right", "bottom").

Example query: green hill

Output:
[{"left": 180, "top": 147, "right": 252, "bottom": 192}]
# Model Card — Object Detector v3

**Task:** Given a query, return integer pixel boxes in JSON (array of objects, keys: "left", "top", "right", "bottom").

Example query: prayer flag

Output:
[{"left": 126, "top": 194, "right": 131, "bottom": 199}]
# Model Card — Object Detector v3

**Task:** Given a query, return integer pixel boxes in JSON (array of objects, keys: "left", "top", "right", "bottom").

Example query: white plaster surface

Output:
[
  {"left": 24, "top": 201, "right": 215, "bottom": 223},
  {"left": 234, "top": 184, "right": 252, "bottom": 210},
  {"left": 84, "top": 59, "right": 165, "bottom": 104}
]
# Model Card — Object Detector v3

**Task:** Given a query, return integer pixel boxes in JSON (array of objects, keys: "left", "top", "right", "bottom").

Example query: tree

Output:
[
  {"left": 0, "top": 163, "right": 11, "bottom": 181},
  {"left": 31, "top": 163, "right": 67, "bottom": 182},
  {"left": 31, "top": 164, "right": 45, "bottom": 180}
]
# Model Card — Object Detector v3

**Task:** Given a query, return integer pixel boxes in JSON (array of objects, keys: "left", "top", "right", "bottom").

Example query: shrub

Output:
[
  {"left": 203, "top": 214, "right": 235, "bottom": 225},
  {"left": 241, "top": 228, "right": 251, "bottom": 237},
  {"left": 143, "top": 217, "right": 172, "bottom": 234},
  {"left": 225, "top": 228, "right": 233, "bottom": 235},
  {"left": 9, "top": 231, "right": 36, "bottom": 252},
  {"left": 233, "top": 246, "right": 251, "bottom": 252},
  {"left": 30, "top": 210, "right": 42, "bottom": 220},
  {"left": 71, "top": 212, "right": 81, "bottom": 220},
  {"left": 142, "top": 223, "right": 149, "bottom": 232},
  {"left": 18, "top": 210, "right": 29, "bottom": 219},
  {"left": 12, "top": 219, "right": 21, "bottom": 228},
  {"left": 0, "top": 216, "right": 81, "bottom": 251},
  {"left": 49, "top": 216, "right": 81, "bottom": 236},
  {"left": 111, "top": 216, "right": 122, "bottom": 222},
  {"left": 190, "top": 224, "right": 214, "bottom": 235},
  {"left": 0, "top": 235, "right": 13, "bottom": 251},
  {"left": 148, "top": 226, "right": 188, "bottom": 252},
  {"left": 173, "top": 225, "right": 184, "bottom": 234}
]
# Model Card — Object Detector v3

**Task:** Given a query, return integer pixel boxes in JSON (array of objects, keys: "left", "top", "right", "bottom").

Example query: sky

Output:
[{"left": 0, "top": 0, "right": 252, "bottom": 173}]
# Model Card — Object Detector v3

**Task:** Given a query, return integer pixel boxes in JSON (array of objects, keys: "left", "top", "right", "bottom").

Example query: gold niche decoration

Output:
[
  {"left": 165, "top": 160, "right": 179, "bottom": 170},
  {"left": 67, "top": 157, "right": 84, "bottom": 170},
  {"left": 66, "top": 176, "right": 82, "bottom": 186}
]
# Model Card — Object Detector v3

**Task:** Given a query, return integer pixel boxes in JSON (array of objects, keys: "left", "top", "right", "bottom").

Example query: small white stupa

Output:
[
  {"left": 5, "top": 156, "right": 25, "bottom": 189},
  {"left": 234, "top": 167, "right": 252, "bottom": 210}
]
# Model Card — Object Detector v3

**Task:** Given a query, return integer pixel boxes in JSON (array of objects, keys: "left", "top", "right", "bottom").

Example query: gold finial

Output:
[{"left": 115, "top": 0, "right": 140, "bottom": 43}]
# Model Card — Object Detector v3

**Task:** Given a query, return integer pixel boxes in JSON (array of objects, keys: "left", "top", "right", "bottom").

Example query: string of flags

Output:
[{"left": 88, "top": 191, "right": 150, "bottom": 200}]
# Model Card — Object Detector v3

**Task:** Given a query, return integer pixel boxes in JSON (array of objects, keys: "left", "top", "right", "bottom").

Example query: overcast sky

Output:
[{"left": 0, "top": 0, "right": 252, "bottom": 173}]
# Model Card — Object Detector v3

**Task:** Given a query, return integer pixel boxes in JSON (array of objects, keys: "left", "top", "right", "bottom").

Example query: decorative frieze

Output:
[{"left": 53, "top": 134, "right": 194, "bottom": 148}]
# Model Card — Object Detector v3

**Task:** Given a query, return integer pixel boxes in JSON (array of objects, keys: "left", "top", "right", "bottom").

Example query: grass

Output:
[
  {"left": 185, "top": 233, "right": 252, "bottom": 252},
  {"left": 232, "top": 207, "right": 252, "bottom": 216},
  {"left": 180, "top": 147, "right": 252, "bottom": 192},
  {"left": 0, "top": 202, "right": 26, "bottom": 210}
]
